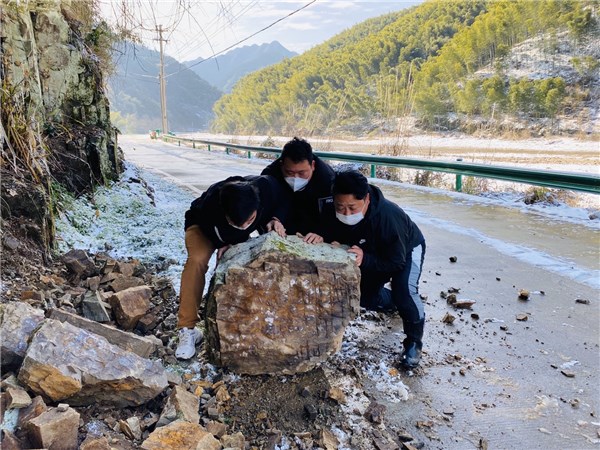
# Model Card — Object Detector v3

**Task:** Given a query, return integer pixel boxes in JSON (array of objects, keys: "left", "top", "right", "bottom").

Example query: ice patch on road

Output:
[{"left": 409, "top": 211, "right": 600, "bottom": 289}]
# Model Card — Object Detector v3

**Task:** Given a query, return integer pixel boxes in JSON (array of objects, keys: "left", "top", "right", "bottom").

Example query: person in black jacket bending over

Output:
[
  {"left": 323, "top": 170, "right": 426, "bottom": 368},
  {"left": 175, "top": 175, "right": 287, "bottom": 360},
  {"left": 261, "top": 137, "right": 334, "bottom": 243}
]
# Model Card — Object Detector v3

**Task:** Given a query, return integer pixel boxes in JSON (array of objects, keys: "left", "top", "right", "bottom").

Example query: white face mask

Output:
[
  {"left": 229, "top": 222, "right": 252, "bottom": 231},
  {"left": 284, "top": 176, "right": 309, "bottom": 192},
  {"left": 336, "top": 211, "right": 364, "bottom": 226},
  {"left": 226, "top": 213, "right": 255, "bottom": 231}
]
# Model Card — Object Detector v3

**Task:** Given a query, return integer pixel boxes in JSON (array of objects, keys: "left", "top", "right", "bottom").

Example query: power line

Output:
[
  {"left": 165, "top": 0, "right": 316, "bottom": 79},
  {"left": 171, "top": 0, "right": 258, "bottom": 63}
]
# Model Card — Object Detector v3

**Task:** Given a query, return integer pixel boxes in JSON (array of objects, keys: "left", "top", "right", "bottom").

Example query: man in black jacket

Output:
[
  {"left": 322, "top": 170, "right": 426, "bottom": 368},
  {"left": 261, "top": 137, "right": 334, "bottom": 242},
  {"left": 176, "top": 175, "right": 287, "bottom": 359}
]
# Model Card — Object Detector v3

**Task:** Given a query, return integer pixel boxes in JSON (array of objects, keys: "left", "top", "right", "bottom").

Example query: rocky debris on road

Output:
[
  {"left": 1, "top": 247, "right": 261, "bottom": 448},
  {"left": 205, "top": 233, "right": 361, "bottom": 375},
  {"left": 441, "top": 287, "right": 476, "bottom": 310},
  {"left": 2, "top": 240, "right": 427, "bottom": 450}
]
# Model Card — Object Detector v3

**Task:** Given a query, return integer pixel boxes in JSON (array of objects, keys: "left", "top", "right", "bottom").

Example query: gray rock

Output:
[
  {"left": 18, "top": 319, "right": 168, "bottom": 406},
  {"left": 0, "top": 302, "right": 45, "bottom": 370},
  {"left": 82, "top": 290, "right": 111, "bottom": 323},
  {"left": 50, "top": 309, "right": 162, "bottom": 358}
]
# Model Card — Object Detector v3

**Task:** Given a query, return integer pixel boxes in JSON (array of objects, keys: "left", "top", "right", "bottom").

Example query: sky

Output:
[{"left": 99, "top": 1, "right": 420, "bottom": 63}]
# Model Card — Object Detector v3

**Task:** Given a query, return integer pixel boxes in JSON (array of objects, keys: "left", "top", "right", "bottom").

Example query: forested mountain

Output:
[
  {"left": 184, "top": 41, "right": 297, "bottom": 93},
  {"left": 212, "top": 0, "right": 598, "bottom": 137},
  {"left": 108, "top": 44, "right": 222, "bottom": 133}
]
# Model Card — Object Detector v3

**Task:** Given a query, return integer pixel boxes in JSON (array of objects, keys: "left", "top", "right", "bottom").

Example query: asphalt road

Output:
[{"left": 120, "top": 134, "right": 599, "bottom": 449}]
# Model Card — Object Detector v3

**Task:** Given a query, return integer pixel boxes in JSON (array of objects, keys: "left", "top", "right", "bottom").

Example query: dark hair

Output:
[
  {"left": 333, "top": 170, "right": 369, "bottom": 200},
  {"left": 220, "top": 181, "right": 259, "bottom": 225},
  {"left": 281, "top": 137, "right": 314, "bottom": 164}
]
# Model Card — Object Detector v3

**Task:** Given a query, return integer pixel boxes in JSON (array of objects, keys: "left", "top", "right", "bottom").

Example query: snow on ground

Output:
[
  {"left": 56, "top": 162, "right": 195, "bottom": 285},
  {"left": 182, "top": 131, "right": 599, "bottom": 154}
]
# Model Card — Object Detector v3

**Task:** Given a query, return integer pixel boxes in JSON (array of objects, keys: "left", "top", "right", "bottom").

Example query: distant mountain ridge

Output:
[
  {"left": 107, "top": 43, "right": 222, "bottom": 133},
  {"left": 211, "top": 0, "right": 599, "bottom": 137},
  {"left": 184, "top": 41, "right": 297, "bottom": 92}
]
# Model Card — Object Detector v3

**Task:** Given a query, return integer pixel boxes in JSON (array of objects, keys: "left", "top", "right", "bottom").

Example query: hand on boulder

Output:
[
  {"left": 217, "top": 245, "right": 231, "bottom": 261},
  {"left": 266, "top": 218, "right": 286, "bottom": 237},
  {"left": 300, "top": 233, "right": 323, "bottom": 244}
]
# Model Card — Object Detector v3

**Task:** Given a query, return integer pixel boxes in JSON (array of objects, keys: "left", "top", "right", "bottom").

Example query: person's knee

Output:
[{"left": 185, "top": 253, "right": 210, "bottom": 273}]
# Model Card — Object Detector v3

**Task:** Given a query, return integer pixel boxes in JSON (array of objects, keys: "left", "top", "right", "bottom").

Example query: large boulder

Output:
[
  {"left": 18, "top": 319, "right": 168, "bottom": 406},
  {"left": 206, "top": 233, "right": 360, "bottom": 375}
]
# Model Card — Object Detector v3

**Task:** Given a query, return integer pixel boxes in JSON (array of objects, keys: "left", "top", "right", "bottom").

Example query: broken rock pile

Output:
[{"left": 0, "top": 248, "right": 250, "bottom": 448}]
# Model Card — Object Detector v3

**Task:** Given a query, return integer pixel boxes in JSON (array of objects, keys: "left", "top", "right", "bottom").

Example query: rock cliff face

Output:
[{"left": 1, "top": 0, "right": 122, "bottom": 251}]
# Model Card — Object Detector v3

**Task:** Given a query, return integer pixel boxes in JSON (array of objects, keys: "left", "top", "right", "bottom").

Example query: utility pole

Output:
[{"left": 156, "top": 24, "right": 168, "bottom": 134}]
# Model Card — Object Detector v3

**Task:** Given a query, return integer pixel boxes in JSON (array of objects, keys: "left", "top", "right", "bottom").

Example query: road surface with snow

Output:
[{"left": 119, "top": 134, "right": 599, "bottom": 449}]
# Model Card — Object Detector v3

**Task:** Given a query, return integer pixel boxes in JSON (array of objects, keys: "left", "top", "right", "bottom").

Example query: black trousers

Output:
[{"left": 360, "top": 242, "right": 426, "bottom": 323}]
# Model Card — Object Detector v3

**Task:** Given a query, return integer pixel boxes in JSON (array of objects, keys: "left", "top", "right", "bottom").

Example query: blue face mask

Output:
[{"left": 336, "top": 211, "right": 364, "bottom": 226}]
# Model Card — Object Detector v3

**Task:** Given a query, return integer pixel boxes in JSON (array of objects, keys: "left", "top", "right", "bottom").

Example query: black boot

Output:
[{"left": 400, "top": 318, "right": 425, "bottom": 368}]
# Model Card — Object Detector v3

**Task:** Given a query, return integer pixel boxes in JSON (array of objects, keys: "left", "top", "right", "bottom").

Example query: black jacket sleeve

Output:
[
  {"left": 360, "top": 206, "right": 420, "bottom": 273},
  {"left": 254, "top": 175, "right": 290, "bottom": 232}
]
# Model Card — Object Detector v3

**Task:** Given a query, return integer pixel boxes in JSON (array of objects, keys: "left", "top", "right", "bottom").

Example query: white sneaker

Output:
[{"left": 175, "top": 327, "right": 203, "bottom": 360}]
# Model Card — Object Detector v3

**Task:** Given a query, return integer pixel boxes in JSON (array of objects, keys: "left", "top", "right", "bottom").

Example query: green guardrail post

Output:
[
  {"left": 455, "top": 158, "right": 463, "bottom": 192},
  {"left": 178, "top": 140, "right": 181, "bottom": 147},
  {"left": 248, "top": 151, "right": 252, "bottom": 159},
  {"left": 208, "top": 144, "right": 211, "bottom": 152},
  {"left": 226, "top": 147, "right": 229, "bottom": 155},
  {"left": 369, "top": 153, "right": 377, "bottom": 178}
]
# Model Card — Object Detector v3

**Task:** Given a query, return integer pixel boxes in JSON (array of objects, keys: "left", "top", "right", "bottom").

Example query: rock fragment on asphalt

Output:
[
  {"left": 453, "top": 300, "right": 475, "bottom": 309},
  {"left": 442, "top": 313, "right": 456, "bottom": 324},
  {"left": 364, "top": 401, "right": 386, "bottom": 424}
]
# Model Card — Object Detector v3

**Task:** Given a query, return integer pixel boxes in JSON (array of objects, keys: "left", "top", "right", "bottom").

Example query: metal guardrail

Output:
[{"left": 161, "top": 135, "right": 600, "bottom": 195}]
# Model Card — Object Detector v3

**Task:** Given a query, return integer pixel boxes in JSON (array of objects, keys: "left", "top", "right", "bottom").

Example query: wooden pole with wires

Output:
[{"left": 156, "top": 24, "right": 168, "bottom": 134}]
